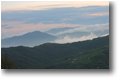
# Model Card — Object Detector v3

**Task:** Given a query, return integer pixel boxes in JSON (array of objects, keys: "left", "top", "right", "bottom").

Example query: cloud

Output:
[
  {"left": 1, "top": 19, "right": 109, "bottom": 39},
  {"left": 54, "top": 32, "right": 98, "bottom": 44},
  {"left": 1, "top": 21, "right": 81, "bottom": 39},
  {"left": 2, "top": 1, "right": 109, "bottom": 12},
  {"left": 56, "top": 23, "right": 109, "bottom": 35},
  {"left": 2, "top": 6, "right": 109, "bottom": 25},
  {"left": 1, "top": 5, "right": 109, "bottom": 39},
  {"left": 86, "top": 12, "right": 109, "bottom": 17}
]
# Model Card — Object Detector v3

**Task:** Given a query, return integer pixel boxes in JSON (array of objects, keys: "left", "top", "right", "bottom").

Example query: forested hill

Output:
[{"left": 1, "top": 35, "right": 109, "bottom": 69}]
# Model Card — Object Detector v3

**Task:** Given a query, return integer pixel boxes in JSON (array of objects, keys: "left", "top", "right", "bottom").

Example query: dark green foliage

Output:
[
  {"left": 1, "top": 36, "right": 109, "bottom": 69},
  {"left": 1, "top": 54, "right": 16, "bottom": 69}
]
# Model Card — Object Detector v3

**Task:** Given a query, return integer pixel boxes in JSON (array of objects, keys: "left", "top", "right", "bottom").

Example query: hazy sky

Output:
[
  {"left": 1, "top": 1, "right": 109, "bottom": 39},
  {"left": 2, "top": 1, "right": 109, "bottom": 11}
]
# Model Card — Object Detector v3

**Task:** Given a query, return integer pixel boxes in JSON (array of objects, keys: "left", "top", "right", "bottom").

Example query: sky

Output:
[
  {"left": 2, "top": 1, "right": 109, "bottom": 11},
  {"left": 1, "top": 1, "right": 109, "bottom": 39}
]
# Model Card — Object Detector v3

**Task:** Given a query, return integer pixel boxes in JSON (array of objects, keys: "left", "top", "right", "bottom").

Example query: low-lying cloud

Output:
[
  {"left": 54, "top": 32, "right": 98, "bottom": 44},
  {"left": 55, "top": 23, "right": 109, "bottom": 35}
]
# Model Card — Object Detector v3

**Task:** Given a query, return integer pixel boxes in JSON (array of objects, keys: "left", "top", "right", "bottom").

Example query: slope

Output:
[{"left": 1, "top": 35, "right": 109, "bottom": 69}]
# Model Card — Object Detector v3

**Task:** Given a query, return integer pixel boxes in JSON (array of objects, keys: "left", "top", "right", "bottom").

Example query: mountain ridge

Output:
[
  {"left": 1, "top": 31, "right": 57, "bottom": 47},
  {"left": 1, "top": 35, "right": 109, "bottom": 69}
]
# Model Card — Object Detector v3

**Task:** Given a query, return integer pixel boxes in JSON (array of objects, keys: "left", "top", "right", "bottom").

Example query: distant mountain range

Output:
[
  {"left": 1, "top": 35, "right": 109, "bottom": 69},
  {"left": 1, "top": 31, "right": 57, "bottom": 47},
  {"left": 1, "top": 26, "right": 109, "bottom": 47}
]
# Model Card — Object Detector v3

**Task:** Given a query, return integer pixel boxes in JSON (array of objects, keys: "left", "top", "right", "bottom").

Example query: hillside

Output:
[{"left": 1, "top": 35, "right": 109, "bottom": 69}]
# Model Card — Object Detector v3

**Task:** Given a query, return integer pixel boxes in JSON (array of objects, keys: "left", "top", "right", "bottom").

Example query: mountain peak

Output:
[
  {"left": 25, "top": 31, "right": 43, "bottom": 35},
  {"left": 2, "top": 31, "right": 57, "bottom": 47},
  {"left": 29, "top": 31, "right": 41, "bottom": 33}
]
